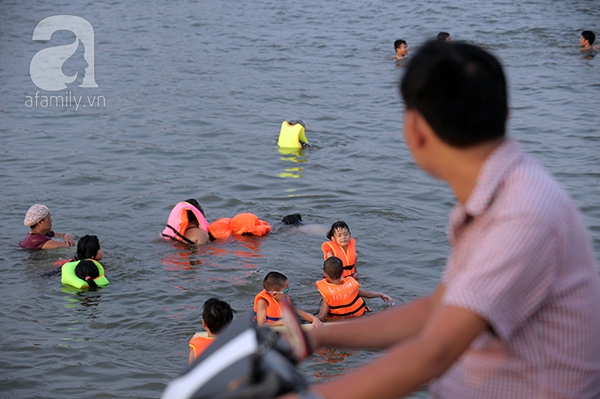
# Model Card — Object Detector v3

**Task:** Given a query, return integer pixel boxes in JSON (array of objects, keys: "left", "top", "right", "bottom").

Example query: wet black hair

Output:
[
  {"left": 264, "top": 271, "right": 288, "bottom": 291},
  {"left": 437, "top": 31, "right": 450, "bottom": 41},
  {"left": 184, "top": 198, "right": 205, "bottom": 226},
  {"left": 400, "top": 41, "right": 507, "bottom": 148},
  {"left": 324, "top": 256, "right": 344, "bottom": 280},
  {"left": 582, "top": 30, "right": 596, "bottom": 45},
  {"left": 394, "top": 39, "right": 407, "bottom": 50},
  {"left": 202, "top": 298, "right": 234, "bottom": 334},
  {"left": 282, "top": 213, "right": 303, "bottom": 226},
  {"left": 75, "top": 260, "right": 100, "bottom": 288},
  {"left": 75, "top": 235, "right": 101, "bottom": 260},
  {"left": 326, "top": 221, "right": 351, "bottom": 239}
]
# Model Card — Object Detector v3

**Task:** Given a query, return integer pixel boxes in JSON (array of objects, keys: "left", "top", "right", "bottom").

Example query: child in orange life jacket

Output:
[
  {"left": 321, "top": 221, "right": 358, "bottom": 279},
  {"left": 188, "top": 298, "right": 234, "bottom": 365},
  {"left": 254, "top": 271, "right": 322, "bottom": 329},
  {"left": 316, "top": 257, "right": 393, "bottom": 322}
]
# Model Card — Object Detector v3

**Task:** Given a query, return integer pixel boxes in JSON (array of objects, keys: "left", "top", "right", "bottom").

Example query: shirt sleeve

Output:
[{"left": 442, "top": 214, "right": 559, "bottom": 340}]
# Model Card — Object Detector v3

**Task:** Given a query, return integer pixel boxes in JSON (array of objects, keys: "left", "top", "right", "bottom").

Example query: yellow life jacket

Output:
[{"left": 277, "top": 121, "right": 308, "bottom": 148}]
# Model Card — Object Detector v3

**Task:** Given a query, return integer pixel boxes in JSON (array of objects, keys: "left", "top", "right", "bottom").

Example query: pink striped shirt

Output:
[{"left": 431, "top": 139, "right": 600, "bottom": 398}]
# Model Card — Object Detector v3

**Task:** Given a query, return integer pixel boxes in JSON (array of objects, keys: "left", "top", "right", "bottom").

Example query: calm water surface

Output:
[{"left": 1, "top": 1, "right": 599, "bottom": 398}]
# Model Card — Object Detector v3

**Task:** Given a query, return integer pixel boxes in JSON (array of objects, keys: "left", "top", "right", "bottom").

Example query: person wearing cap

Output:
[{"left": 20, "top": 204, "right": 74, "bottom": 249}]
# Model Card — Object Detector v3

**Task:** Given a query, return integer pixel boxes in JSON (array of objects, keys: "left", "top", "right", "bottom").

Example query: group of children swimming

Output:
[{"left": 20, "top": 200, "right": 393, "bottom": 364}]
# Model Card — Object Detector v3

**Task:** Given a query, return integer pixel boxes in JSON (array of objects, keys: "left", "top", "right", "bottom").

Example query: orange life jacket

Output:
[
  {"left": 208, "top": 213, "right": 271, "bottom": 240},
  {"left": 321, "top": 238, "right": 357, "bottom": 277},
  {"left": 189, "top": 335, "right": 215, "bottom": 360},
  {"left": 253, "top": 289, "right": 282, "bottom": 323},
  {"left": 316, "top": 277, "right": 366, "bottom": 318}
]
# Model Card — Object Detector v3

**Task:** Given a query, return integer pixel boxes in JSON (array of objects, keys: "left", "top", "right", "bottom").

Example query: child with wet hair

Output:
[
  {"left": 254, "top": 271, "right": 321, "bottom": 328},
  {"left": 61, "top": 235, "right": 109, "bottom": 289},
  {"left": 321, "top": 221, "right": 358, "bottom": 279},
  {"left": 316, "top": 257, "right": 393, "bottom": 321},
  {"left": 188, "top": 298, "right": 234, "bottom": 365}
]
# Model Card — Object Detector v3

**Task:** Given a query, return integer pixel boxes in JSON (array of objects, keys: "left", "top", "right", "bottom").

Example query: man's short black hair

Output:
[
  {"left": 582, "top": 30, "right": 596, "bottom": 45},
  {"left": 400, "top": 41, "right": 508, "bottom": 148},
  {"left": 394, "top": 39, "right": 407, "bottom": 50}
]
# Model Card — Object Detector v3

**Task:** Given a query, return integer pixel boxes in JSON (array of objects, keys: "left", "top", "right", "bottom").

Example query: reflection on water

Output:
[
  {"left": 311, "top": 347, "right": 355, "bottom": 380},
  {"left": 62, "top": 288, "right": 103, "bottom": 310},
  {"left": 278, "top": 147, "right": 307, "bottom": 179}
]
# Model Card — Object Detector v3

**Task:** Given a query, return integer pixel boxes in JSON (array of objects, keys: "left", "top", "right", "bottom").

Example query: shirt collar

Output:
[{"left": 449, "top": 139, "right": 524, "bottom": 236}]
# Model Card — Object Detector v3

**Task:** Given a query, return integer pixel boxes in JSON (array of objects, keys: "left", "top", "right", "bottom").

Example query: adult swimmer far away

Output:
[{"left": 279, "top": 41, "right": 600, "bottom": 399}]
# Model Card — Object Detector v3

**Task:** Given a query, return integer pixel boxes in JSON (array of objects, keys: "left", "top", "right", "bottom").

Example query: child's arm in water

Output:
[
  {"left": 316, "top": 298, "right": 329, "bottom": 322},
  {"left": 359, "top": 289, "right": 394, "bottom": 304},
  {"left": 295, "top": 307, "right": 323, "bottom": 328}
]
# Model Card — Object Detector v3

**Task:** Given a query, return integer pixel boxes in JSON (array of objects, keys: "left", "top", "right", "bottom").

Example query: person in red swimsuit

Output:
[{"left": 20, "top": 204, "right": 74, "bottom": 249}]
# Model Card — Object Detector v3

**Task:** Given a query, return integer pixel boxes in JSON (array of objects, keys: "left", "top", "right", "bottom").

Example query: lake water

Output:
[{"left": 1, "top": 0, "right": 599, "bottom": 398}]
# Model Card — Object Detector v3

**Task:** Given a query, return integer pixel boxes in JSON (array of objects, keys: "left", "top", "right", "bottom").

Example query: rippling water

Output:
[{"left": 1, "top": 0, "right": 599, "bottom": 398}]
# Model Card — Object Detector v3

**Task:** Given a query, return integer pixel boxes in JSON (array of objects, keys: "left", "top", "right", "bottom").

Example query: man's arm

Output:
[
  {"left": 313, "top": 304, "right": 487, "bottom": 399},
  {"left": 358, "top": 288, "right": 394, "bottom": 303},
  {"left": 282, "top": 300, "right": 488, "bottom": 399},
  {"left": 309, "top": 284, "right": 445, "bottom": 351}
]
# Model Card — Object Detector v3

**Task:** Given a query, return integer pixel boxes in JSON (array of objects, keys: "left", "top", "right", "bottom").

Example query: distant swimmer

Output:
[
  {"left": 437, "top": 31, "right": 451, "bottom": 42},
  {"left": 580, "top": 30, "right": 598, "bottom": 51},
  {"left": 394, "top": 39, "right": 408, "bottom": 60},
  {"left": 20, "top": 204, "right": 74, "bottom": 249},
  {"left": 281, "top": 213, "right": 328, "bottom": 236},
  {"left": 278, "top": 120, "right": 309, "bottom": 149}
]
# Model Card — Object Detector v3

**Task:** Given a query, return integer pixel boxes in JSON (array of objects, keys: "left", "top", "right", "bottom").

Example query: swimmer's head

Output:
[
  {"left": 394, "top": 39, "right": 408, "bottom": 58},
  {"left": 184, "top": 198, "right": 205, "bottom": 227},
  {"left": 185, "top": 199, "right": 205, "bottom": 216},
  {"left": 326, "top": 221, "right": 350, "bottom": 240},
  {"left": 76, "top": 235, "right": 102, "bottom": 261},
  {"left": 581, "top": 30, "right": 595, "bottom": 46},
  {"left": 263, "top": 271, "right": 289, "bottom": 292},
  {"left": 24, "top": 203, "right": 50, "bottom": 227},
  {"left": 202, "top": 298, "right": 234, "bottom": 335},
  {"left": 282, "top": 214, "right": 303, "bottom": 226},
  {"left": 324, "top": 256, "right": 344, "bottom": 280}
]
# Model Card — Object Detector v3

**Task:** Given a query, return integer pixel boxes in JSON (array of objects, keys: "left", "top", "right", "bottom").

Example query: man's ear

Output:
[{"left": 404, "top": 109, "right": 428, "bottom": 149}]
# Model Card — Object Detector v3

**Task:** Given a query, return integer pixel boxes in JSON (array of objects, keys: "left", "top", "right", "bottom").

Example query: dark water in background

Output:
[{"left": 1, "top": 0, "right": 599, "bottom": 398}]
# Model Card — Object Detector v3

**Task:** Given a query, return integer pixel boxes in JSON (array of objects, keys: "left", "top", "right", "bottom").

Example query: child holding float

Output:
[
  {"left": 61, "top": 235, "right": 109, "bottom": 289},
  {"left": 321, "top": 221, "right": 358, "bottom": 279}
]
